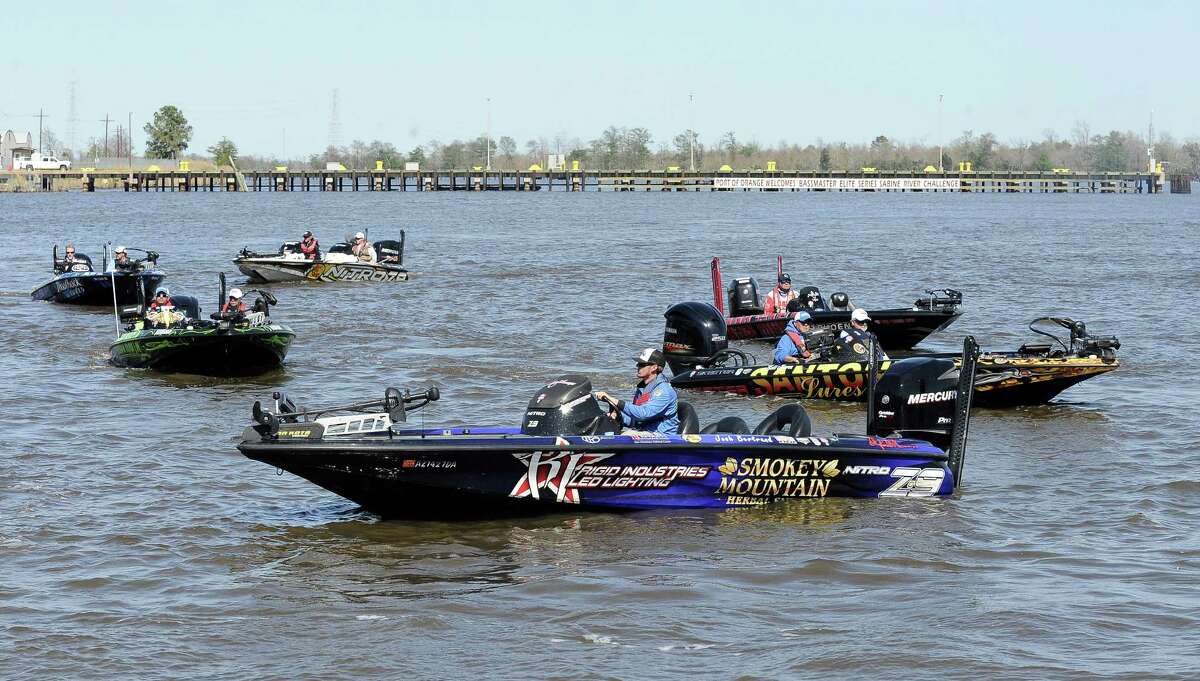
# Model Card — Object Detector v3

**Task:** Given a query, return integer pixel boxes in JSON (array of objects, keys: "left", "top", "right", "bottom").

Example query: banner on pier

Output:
[{"left": 713, "top": 177, "right": 961, "bottom": 191}]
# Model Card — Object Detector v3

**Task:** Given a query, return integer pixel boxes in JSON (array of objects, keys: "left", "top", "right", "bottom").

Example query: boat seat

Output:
[
  {"left": 700, "top": 416, "right": 750, "bottom": 434},
  {"left": 753, "top": 403, "right": 812, "bottom": 437},
  {"left": 677, "top": 401, "right": 700, "bottom": 435}
]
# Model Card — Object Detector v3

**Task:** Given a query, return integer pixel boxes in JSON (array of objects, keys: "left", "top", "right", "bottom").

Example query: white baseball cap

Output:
[
  {"left": 114, "top": 246, "right": 127, "bottom": 253},
  {"left": 851, "top": 308, "right": 871, "bottom": 322},
  {"left": 355, "top": 231, "right": 365, "bottom": 239},
  {"left": 229, "top": 288, "right": 243, "bottom": 299}
]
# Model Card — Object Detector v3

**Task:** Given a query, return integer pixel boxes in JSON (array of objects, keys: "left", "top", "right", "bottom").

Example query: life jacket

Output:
[
  {"left": 764, "top": 287, "right": 798, "bottom": 315},
  {"left": 300, "top": 238, "right": 319, "bottom": 259},
  {"left": 148, "top": 298, "right": 174, "bottom": 311},
  {"left": 785, "top": 329, "right": 807, "bottom": 352},
  {"left": 221, "top": 300, "right": 247, "bottom": 314}
]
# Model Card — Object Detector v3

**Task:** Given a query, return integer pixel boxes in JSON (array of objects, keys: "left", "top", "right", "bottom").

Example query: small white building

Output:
[{"left": 1, "top": 130, "right": 35, "bottom": 170}]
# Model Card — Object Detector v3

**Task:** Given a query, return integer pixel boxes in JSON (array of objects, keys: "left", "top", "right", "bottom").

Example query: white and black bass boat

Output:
[{"left": 234, "top": 231, "right": 409, "bottom": 283}]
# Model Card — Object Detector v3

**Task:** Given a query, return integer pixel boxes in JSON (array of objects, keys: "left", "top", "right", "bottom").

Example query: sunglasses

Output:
[
  {"left": 156, "top": 292, "right": 168, "bottom": 297},
  {"left": 66, "top": 250, "right": 75, "bottom": 254},
  {"left": 637, "top": 361, "right": 653, "bottom": 368}
]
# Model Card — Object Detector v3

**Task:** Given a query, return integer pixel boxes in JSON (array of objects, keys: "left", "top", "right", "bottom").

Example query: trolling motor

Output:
[
  {"left": 914, "top": 288, "right": 963, "bottom": 311},
  {"left": 1026, "top": 317, "right": 1120, "bottom": 361},
  {"left": 250, "top": 385, "right": 441, "bottom": 437}
]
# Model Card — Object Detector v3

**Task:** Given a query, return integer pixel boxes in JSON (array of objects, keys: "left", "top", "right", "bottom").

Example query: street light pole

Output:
[
  {"left": 937, "top": 94, "right": 944, "bottom": 172},
  {"left": 688, "top": 92, "right": 695, "bottom": 172}
]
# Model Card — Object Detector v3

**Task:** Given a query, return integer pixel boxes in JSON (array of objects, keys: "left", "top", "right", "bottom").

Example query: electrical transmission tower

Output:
[{"left": 328, "top": 89, "right": 342, "bottom": 150}]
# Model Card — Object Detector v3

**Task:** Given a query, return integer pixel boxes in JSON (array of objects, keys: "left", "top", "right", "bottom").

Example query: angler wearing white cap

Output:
[
  {"left": 838, "top": 308, "right": 889, "bottom": 361},
  {"left": 112, "top": 245, "right": 136, "bottom": 272},
  {"left": 592, "top": 348, "right": 680, "bottom": 435},
  {"left": 219, "top": 287, "right": 248, "bottom": 320},
  {"left": 351, "top": 231, "right": 376, "bottom": 263}
]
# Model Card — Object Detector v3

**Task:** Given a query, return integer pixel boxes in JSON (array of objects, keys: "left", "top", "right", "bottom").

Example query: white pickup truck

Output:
[{"left": 14, "top": 153, "right": 71, "bottom": 170}]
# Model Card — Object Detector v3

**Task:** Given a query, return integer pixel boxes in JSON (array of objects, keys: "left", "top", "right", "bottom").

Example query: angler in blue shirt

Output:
[
  {"left": 593, "top": 348, "right": 680, "bottom": 434},
  {"left": 774, "top": 311, "right": 814, "bottom": 364}
]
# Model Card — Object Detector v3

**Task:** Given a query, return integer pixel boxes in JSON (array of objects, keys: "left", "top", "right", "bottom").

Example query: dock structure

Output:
[{"left": 2, "top": 168, "right": 1189, "bottom": 194}]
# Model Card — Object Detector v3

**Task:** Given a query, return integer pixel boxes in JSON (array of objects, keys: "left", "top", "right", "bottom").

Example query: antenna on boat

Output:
[
  {"left": 107, "top": 241, "right": 121, "bottom": 338},
  {"left": 776, "top": 255, "right": 783, "bottom": 282}
]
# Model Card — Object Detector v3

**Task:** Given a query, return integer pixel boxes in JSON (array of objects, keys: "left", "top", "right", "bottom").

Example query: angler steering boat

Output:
[
  {"left": 664, "top": 302, "right": 1118, "bottom": 407},
  {"left": 234, "top": 231, "right": 409, "bottom": 283},
  {"left": 237, "top": 338, "right": 979, "bottom": 516}
]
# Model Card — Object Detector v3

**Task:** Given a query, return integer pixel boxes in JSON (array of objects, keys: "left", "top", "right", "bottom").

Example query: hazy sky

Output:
[{"left": 4, "top": 0, "right": 1196, "bottom": 156}]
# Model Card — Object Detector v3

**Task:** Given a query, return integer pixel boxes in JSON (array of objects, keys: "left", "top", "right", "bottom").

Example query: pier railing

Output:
[{"left": 2, "top": 168, "right": 1189, "bottom": 194}]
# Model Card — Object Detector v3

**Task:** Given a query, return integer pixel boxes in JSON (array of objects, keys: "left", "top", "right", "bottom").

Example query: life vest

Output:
[
  {"left": 221, "top": 301, "right": 247, "bottom": 314},
  {"left": 149, "top": 298, "right": 174, "bottom": 311},
  {"left": 786, "top": 329, "right": 807, "bottom": 351},
  {"left": 300, "top": 238, "right": 319, "bottom": 259},
  {"left": 764, "top": 288, "right": 798, "bottom": 315}
]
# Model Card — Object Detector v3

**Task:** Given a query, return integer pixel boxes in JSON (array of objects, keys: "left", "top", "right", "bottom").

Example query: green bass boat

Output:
[{"left": 109, "top": 285, "right": 294, "bottom": 376}]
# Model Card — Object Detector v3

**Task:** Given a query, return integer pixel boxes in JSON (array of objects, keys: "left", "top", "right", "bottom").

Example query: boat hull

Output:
[
  {"left": 31, "top": 270, "right": 165, "bottom": 306},
  {"left": 234, "top": 257, "right": 409, "bottom": 283},
  {"left": 672, "top": 355, "right": 1118, "bottom": 407},
  {"left": 110, "top": 324, "right": 294, "bottom": 376},
  {"left": 725, "top": 308, "right": 960, "bottom": 349},
  {"left": 238, "top": 431, "right": 956, "bottom": 516}
]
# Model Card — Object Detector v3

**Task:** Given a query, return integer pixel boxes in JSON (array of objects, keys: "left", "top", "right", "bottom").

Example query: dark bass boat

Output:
[
  {"left": 234, "top": 231, "right": 409, "bottom": 283},
  {"left": 708, "top": 256, "right": 961, "bottom": 349},
  {"left": 31, "top": 245, "right": 165, "bottom": 306},
  {"left": 109, "top": 276, "right": 294, "bottom": 376},
  {"left": 237, "top": 338, "right": 979, "bottom": 516},
  {"left": 665, "top": 303, "right": 1118, "bottom": 407}
]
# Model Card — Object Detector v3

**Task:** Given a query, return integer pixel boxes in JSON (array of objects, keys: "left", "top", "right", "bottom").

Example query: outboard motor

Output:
[
  {"left": 829, "top": 292, "right": 852, "bottom": 310},
  {"left": 521, "top": 374, "right": 618, "bottom": 436},
  {"left": 790, "top": 286, "right": 827, "bottom": 311},
  {"left": 663, "top": 302, "right": 728, "bottom": 373},
  {"left": 727, "top": 277, "right": 762, "bottom": 316}
]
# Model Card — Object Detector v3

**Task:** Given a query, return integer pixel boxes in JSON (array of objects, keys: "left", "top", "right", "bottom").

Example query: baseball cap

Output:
[
  {"left": 114, "top": 246, "right": 127, "bottom": 254},
  {"left": 303, "top": 230, "right": 313, "bottom": 237},
  {"left": 851, "top": 308, "right": 871, "bottom": 322},
  {"left": 229, "top": 288, "right": 243, "bottom": 299},
  {"left": 155, "top": 286, "right": 170, "bottom": 296},
  {"left": 354, "top": 231, "right": 365, "bottom": 239},
  {"left": 636, "top": 348, "right": 665, "bottom": 366},
  {"left": 793, "top": 311, "right": 812, "bottom": 323},
  {"left": 778, "top": 273, "right": 791, "bottom": 284}
]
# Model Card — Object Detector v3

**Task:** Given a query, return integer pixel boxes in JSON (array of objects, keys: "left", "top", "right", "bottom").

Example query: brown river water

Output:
[{"left": 1, "top": 192, "right": 1197, "bottom": 679}]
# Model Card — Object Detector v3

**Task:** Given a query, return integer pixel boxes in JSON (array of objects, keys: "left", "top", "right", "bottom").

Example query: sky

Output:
[{"left": 3, "top": 0, "right": 1197, "bottom": 157}]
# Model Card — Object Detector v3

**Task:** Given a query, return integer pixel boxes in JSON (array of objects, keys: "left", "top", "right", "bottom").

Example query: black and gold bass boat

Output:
[{"left": 664, "top": 303, "right": 1118, "bottom": 407}]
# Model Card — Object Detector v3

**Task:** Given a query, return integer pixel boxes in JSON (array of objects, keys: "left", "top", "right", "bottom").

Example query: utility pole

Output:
[
  {"left": 485, "top": 97, "right": 492, "bottom": 171},
  {"left": 937, "top": 94, "right": 944, "bottom": 172},
  {"left": 127, "top": 112, "right": 133, "bottom": 167},
  {"left": 688, "top": 92, "right": 695, "bottom": 172},
  {"left": 100, "top": 113, "right": 113, "bottom": 157},
  {"left": 35, "top": 108, "right": 49, "bottom": 152}
]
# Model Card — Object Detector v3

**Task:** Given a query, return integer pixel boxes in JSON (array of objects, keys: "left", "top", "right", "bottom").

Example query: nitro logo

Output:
[
  {"left": 907, "top": 390, "right": 955, "bottom": 405},
  {"left": 510, "top": 451, "right": 614, "bottom": 504}
]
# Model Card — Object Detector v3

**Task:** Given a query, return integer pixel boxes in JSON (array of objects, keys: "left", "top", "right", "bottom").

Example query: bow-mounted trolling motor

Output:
[
  {"left": 914, "top": 288, "right": 963, "bottom": 311},
  {"left": 247, "top": 385, "right": 441, "bottom": 440},
  {"left": 662, "top": 302, "right": 753, "bottom": 373},
  {"left": 1022, "top": 317, "right": 1120, "bottom": 361}
]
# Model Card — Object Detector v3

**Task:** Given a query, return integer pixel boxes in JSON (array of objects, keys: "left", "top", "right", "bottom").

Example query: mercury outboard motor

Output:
[
  {"left": 521, "top": 374, "right": 618, "bottom": 436},
  {"left": 727, "top": 277, "right": 762, "bottom": 316},
  {"left": 663, "top": 302, "right": 728, "bottom": 373},
  {"left": 870, "top": 337, "right": 979, "bottom": 481},
  {"left": 829, "top": 292, "right": 852, "bottom": 310}
]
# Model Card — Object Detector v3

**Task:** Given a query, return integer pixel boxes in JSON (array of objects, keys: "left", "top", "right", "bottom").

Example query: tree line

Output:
[{"left": 31, "top": 105, "right": 1200, "bottom": 175}]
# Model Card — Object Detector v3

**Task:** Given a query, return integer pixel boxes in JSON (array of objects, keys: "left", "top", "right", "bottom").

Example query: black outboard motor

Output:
[
  {"left": 663, "top": 302, "right": 728, "bottom": 373},
  {"left": 829, "top": 292, "right": 852, "bottom": 310},
  {"left": 727, "top": 277, "right": 762, "bottom": 316},
  {"left": 521, "top": 375, "right": 619, "bottom": 436},
  {"left": 869, "top": 337, "right": 979, "bottom": 482}
]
